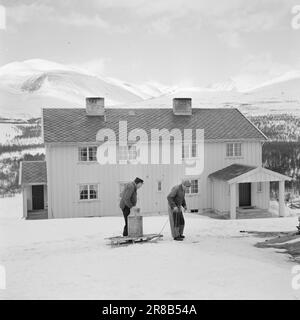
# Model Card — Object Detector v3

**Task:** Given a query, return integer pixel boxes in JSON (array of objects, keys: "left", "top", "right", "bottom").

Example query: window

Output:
[
  {"left": 118, "top": 145, "right": 137, "bottom": 162},
  {"left": 186, "top": 179, "right": 199, "bottom": 194},
  {"left": 79, "top": 184, "right": 98, "bottom": 200},
  {"left": 257, "top": 182, "right": 262, "bottom": 193},
  {"left": 88, "top": 147, "right": 97, "bottom": 161},
  {"left": 190, "top": 179, "right": 199, "bottom": 194},
  {"left": 128, "top": 145, "right": 137, "bottom": 160},
  {"left": 191, "top": 143, "right": 197, "bottom": 158},
  {"left": 226, "top": 143, "right": 234, "bottom": 157},
  {"left": 79, "top": 146, "right": 97, "bottom": 162},
  {"left": 157, "top": 180, "right": 162, "bottom": 192},
  {"left": 182, "top": 144, "right": 189, "bottom": 159},
  {"left": 226, "top": 143, "right": 242, "bottom": 157},
  {"left": 182, "top": 143, "right": 198, "bottom": 159},
  {"left": 79, "top": 185, "right": 88, "bottom": 200},
  {"left": 89, "top": 184, "right": 98, "bottom": 199}
]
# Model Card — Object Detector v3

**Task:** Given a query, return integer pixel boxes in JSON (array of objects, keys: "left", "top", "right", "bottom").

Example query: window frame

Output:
[
  {"left": 78, "top": 146, "right": 98, "bottom": 162},
  {"left": 226, "top": 142, "right": 242, "bottom": 158},
  {"left": 128, "top": 144, "right": 137, "bottom": 161},
  {"left": 79, "top": 183, "right": 99, "bottom": 201},
  {"left": 118, "top": 144, "right": 138, "bottom": 163},
  {"left": 182, "top": 142, "right": 199, "bottom": 159},
  {"left": 185, "top": 179, "right": 199, "bottom": 195}
]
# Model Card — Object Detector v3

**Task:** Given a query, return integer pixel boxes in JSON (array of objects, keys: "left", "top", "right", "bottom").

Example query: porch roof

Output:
[
  {"left": 209, "top": 163, "right": 292, "bottom": 184},
  {"left": 208, "top": 164, "right": 256, "bottom": 181},
  {"left": 19, "top": 161, "right": 47, "bottom": 186}
]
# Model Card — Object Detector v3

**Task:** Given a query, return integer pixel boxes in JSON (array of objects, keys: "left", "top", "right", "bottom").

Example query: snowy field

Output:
[{"left": 0, "top": 195, "right": 300, "bottom": 300}]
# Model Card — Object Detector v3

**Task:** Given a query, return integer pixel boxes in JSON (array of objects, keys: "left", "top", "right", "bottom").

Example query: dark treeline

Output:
[
  {"left": 250, "top": 114, "right": 300, "bottom": 141},
  {"left": 0, "top": 144, "right": 44, "bottom": 155},
  {"left": 15, "top": 124, "right": 41, "bottom": 138},
  {"left": 263, "top": 141, "right": 300, "bottom": 192}
]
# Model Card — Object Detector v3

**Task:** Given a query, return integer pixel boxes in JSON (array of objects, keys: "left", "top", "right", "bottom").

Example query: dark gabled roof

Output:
[
  {"left": 42, "top": 108, "right": 267, "bottom": 143},
  {"left": 208, "top": 164, "right": 257, "bottom": 181},
  {"left": 20, "top": 161, "right": 47, "bottom": 185}
]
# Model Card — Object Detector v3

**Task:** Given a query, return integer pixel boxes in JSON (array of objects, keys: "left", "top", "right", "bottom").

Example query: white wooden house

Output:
[{"left": 19, "top": 97, "right": 291, "bottom": 219}]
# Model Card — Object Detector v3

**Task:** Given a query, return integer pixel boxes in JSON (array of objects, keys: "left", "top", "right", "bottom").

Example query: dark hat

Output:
[
  {"left": 134, "top": 177, "right": 144, "bottom": 184},
  {"left": 182, "top": 179, "right": 191, "bottom": 187}
]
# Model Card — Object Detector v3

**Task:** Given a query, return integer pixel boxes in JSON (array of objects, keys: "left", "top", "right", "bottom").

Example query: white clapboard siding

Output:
[
  {"left": 200, "top": 141, "right": 262, "bottom": 210},
  {"left": 46, "top": 145, "right": 186, "bottom": 218},
  {"left": 251, "top": 182, "right": 270, "bottom": 210},
  {"left": 211, "top": 180, "right": 230, "bottom": 213},
  {"left": 46, "top": 140, "right": 263, "bottom": 218}
]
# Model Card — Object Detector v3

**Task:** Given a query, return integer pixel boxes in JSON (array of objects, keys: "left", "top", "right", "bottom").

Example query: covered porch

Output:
[
  {"left": 209, "top": 164, "right": 292, "bottom": 219},
  {"left": 19, "top": 161, "right": 48, "bottom": 220}
]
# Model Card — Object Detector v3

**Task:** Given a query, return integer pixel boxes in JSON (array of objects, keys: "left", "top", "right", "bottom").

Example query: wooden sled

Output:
[
  {"left": 288, "top": 201, "right": 300, "bottom": 209},
  {"left": 106, "top": 233, "right": 163, "bottom": 246}
]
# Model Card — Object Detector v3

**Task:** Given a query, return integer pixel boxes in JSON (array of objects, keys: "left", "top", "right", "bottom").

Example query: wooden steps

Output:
[{"left": 26, "top": 210, "right": 48, "bottom": 220}]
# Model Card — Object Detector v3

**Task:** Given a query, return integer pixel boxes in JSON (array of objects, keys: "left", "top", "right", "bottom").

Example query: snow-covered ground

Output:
[{"left": 0, "top": 195, "right": 299, "bottom": 300}]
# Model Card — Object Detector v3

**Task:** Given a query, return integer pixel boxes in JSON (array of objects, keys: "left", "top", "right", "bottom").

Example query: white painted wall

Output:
[
  {"left": 22, "top": 186, "right": 28, "bottom": 218},
  {"left": 211, "top": 180, "right": 230, "bottom": 213},
  {"left": 46, "top": 144, "right": 186, "bottom": 218},
  {"left": 203, "top": 141, "right": 262, "bottom": 208},
  {"left": 44, "top": 185, "right": 48, "bottom": 209},
  {"left": 211, "top": 180, "right": 270, "bottom": 214},
  {"left": 251, "top": 182, "right": 270, "bottom": 210},
  {"left": 46, "top": 140, "right": 263, "bottom": 218},
  {"left": 26, "top": 186, "right": 32, "bottom": 211}
]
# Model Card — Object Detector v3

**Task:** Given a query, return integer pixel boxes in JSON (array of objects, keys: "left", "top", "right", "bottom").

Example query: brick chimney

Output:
[
  {"left": 86, "top": 97, "right": 105, "bottom": 116},
  {"left": 173, "top": 98, "right": 192, "bottom": 115}
]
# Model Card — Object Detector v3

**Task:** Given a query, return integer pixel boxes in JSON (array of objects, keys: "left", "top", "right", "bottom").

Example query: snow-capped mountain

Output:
[
  {"left": 125, "top": 73, "right": 300, "bottom": 116},
  {"left": 0, "top": 59, "right": 300, "bottom": 117},
  {"left": 0, "top": 59, "right": 174, "bottom": 117},
  {"left": 206, "top": 78, "right": 238, "bottom": 92}
]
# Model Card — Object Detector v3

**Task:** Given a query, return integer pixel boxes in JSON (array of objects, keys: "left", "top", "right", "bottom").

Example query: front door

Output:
[
  {"left": 32, "top": 185, "right": 44, "bottom": 210},
  {"left": 239, "top": 183, "right": 251, "bottom": 207}
]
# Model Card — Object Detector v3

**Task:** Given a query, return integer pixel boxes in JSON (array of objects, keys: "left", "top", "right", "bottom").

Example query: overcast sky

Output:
[{"left": 0, "top": 0, "right": 300, "bottom": 88}]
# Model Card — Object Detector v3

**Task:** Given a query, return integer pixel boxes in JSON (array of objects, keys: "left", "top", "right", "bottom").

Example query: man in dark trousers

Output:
[
  {"left": 120, "top": 177, "right": 144, "bottom": 236},
  {"left": 167, "top": 179, "right": 191, "bottom": 241}
]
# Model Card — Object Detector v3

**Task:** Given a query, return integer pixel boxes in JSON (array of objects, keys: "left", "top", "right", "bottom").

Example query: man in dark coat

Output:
[
  {"left": 120, "top": 177, "right": 144, "bottom": 236},
  {"left": 167, "top": 179, "right": 191, "bottom": 241}
]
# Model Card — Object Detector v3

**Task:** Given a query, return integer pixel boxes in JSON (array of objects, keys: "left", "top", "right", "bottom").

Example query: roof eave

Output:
[
  {"left": 228, "top": 167, "right": 292, "bottom": 184},
  {"left": 22, "top": 182, "right": 47, "bottom": 186},
  {"left": 44, "top": 137, "right": 267, "bottom": 145},
  {"left": 235, "top": 108, "right": 269, "bottom": 141}
]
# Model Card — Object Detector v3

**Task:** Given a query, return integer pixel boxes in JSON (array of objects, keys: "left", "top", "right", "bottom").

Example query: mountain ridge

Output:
[{"left": 0, "top": 59, "right": 300, "bottom": 117}]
